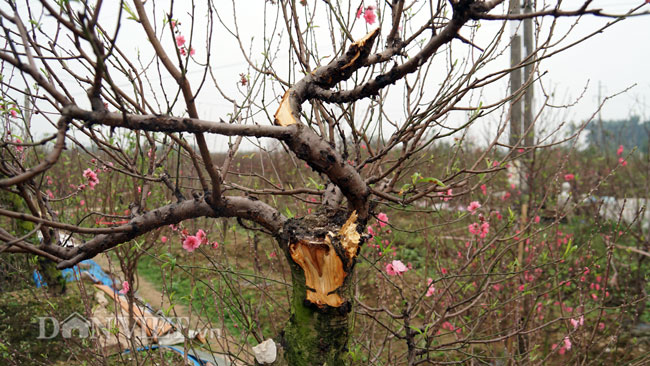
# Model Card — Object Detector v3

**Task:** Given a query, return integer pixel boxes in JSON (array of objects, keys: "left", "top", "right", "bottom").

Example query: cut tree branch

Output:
[{"left": 54, "top": 195, "right": 286, "bottom": 269}]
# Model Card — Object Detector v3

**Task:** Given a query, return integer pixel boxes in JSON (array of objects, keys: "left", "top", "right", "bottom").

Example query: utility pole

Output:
[
  {"left": 598, "top": 81, "right": 603, "bottom": 123},
  {"left": 508, "top": 0, "right": 524, "bottom": 196},
  {"left": 522, "top": 0, "right": 535, "bottom": 201},
  {"left": 521, "top": 3, "right": 535, "bottom": 359},
  {"left": 523, "top": 0, "right": 534, "bottom": 150},
  {"left": 509, "top": 0, "right": 522, "bottom": 149},
  {"left": 509, "top": 0, "right": 530, "bottom": 360},
  {"left": 598, "top": 81, "right": 605, "bottom": 147}
]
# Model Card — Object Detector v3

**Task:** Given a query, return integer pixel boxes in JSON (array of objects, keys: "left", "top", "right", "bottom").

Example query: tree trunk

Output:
[
  {"left": 282, "top": 267, "right": 351, "bottom": 365},
  {"left": 2, "top": 191, "right": 66, "bottom": 294},
  {"left": 37, "top": 257, "right": 67, "bottom": 295},
  {"left": 273, "top": 210, "right": 362, "bottom": 366}
]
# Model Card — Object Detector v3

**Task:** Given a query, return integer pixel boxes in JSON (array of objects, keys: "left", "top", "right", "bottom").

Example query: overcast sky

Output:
[
  {"left": 187, "top": 0, "right": 650, "bottom": 123},
  {"left": 4, "top": 1, "right": 649, "bottom": 150},
  {"left": 532, "top": 0, "right": 649, "bottom": 121}
]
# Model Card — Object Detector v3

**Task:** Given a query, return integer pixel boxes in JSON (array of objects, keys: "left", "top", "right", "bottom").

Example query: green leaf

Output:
[
  {"left": 562, "top": 240, "right": 577, "bottom": 259},
  {"left": 163, "top": 304, "right": 176, "bottom": 317},
  {"left": 419, "top": 176, "right": 446, "bottom": 187},
  {"left": 410, "top": 172, "right": 446, "bottom": 187},
  {"left": 307, "top": 177, "right": 325, "bottom": 190},
  {"left": 122, "top": 2, "right": 139, "bottom": 21}
]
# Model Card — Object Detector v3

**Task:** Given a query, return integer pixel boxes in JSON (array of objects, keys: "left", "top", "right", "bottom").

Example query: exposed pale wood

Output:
[
  {"left": 274, "top": 90, "right": 298, "bottom": 126},
  {"left": 341, "top": 28, "right": 380, "bottom": 71},
  {"left": 339, "top": 210, "right": 360, "bottom": 260},
  {"left": 290, "top": 239, "right": 345, "bottom": 307},
  {"left": 289, "top": 212, "right": 361, "bottom": 307}
]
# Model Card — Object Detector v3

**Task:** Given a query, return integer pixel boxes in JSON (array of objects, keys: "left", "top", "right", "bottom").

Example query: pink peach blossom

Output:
[
  {"left": 425, "top": 278, "right": 435, "bottom": 297},
  {"left": 467, "top": 201, "right": 481, "bottom": 214},
  {"left": 444, "top": 188, "right": 452, "bottom": 201},
  {"left": 119, "top": 281, "right": 130, "bottom": 294},
  {"left": 386, "top": 260, "right": 408, "bottom": 276},
  {"left": 182, "top": 235, "right": 201, "bottom": 252},
  {"left": 83, "top": 168, "right": 99, "bottom": 189},
  {"left": 175, "top": 34, "right": 185, "bottom": 47},
  {"left": 468, "top": 223, "right": 479, "bottom": 235},
  {"left": 377, "top": 212, "right": 388, "bottom": 228},
  {"left": 363, "top": 6, "right": 377, "bottom": 24},
  {"left": 196, "top": 229, "right": 208, "bottom": 244},
  {"left": 14, "top": 138, "right": 23, "bottom": 153},
  {"left": 480, "top": 222, "right": 490, "bottom": 238}
]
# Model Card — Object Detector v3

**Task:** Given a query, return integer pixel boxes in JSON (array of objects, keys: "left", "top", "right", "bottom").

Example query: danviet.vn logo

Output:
[{"left": 37, "top": 313, "right": 221, "bottom": 340}]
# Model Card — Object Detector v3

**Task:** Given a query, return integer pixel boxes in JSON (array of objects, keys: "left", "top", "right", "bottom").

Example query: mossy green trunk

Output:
[
  {"left": 37, "top": 257, "right": 67, "bottom": 294},
  {"left": 1, "top": 191, "right": 66, "bottom": 294},
  {"left": 282, "top": 267, "right": 351, "bottom": 366},
  {"left": 275, "top": 212, "right": 361, "bottom": 366}
]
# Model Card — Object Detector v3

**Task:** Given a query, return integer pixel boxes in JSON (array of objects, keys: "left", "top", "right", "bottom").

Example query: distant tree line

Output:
[{"left": 586, "top": 116, "right": 650, "bottom": 153}]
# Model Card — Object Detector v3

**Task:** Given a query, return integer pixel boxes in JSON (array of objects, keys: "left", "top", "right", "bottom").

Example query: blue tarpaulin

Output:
[
  {"left": 124, "top": 345, "right": 229, "bottom": 366},
  {"left": 124, "top": 345, "right": 203, "bottom": 366},
  {"left": 33, "top": 259, "right": 115, "bottom": 288}
]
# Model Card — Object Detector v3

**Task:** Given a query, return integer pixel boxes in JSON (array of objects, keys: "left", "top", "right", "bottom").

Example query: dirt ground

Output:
[
  {"left": 93, "top": 254, "right": 192, "bottom": 324},
  {"left": 91, "top": 253, "right": 252, "bottom": 364}
]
